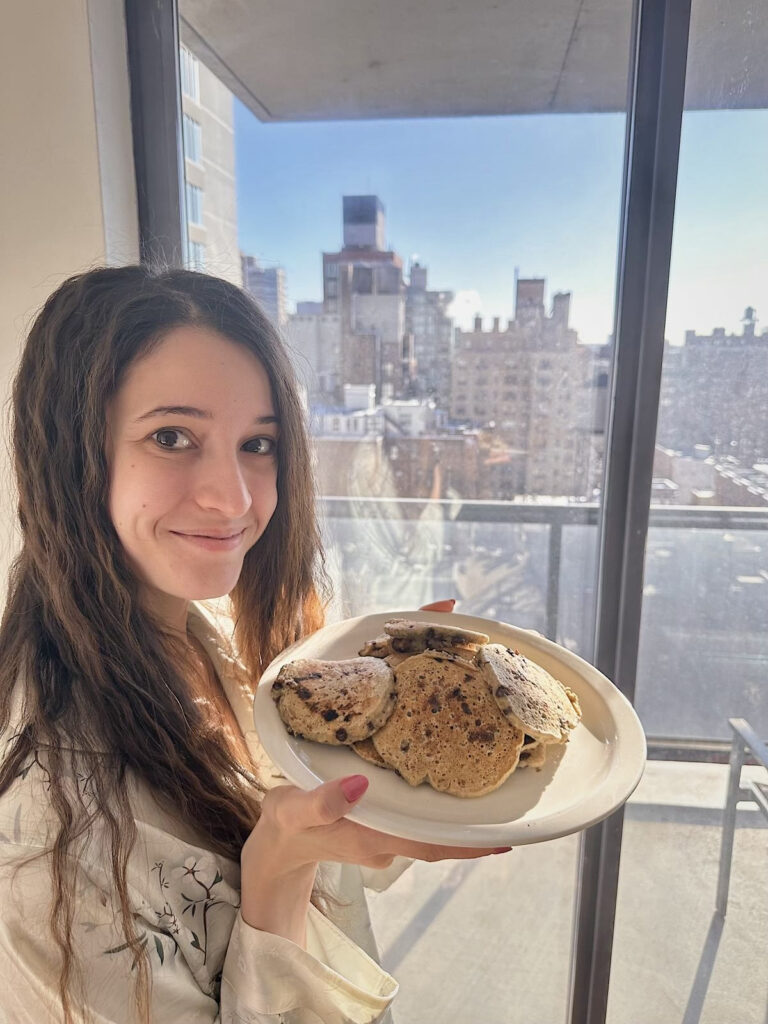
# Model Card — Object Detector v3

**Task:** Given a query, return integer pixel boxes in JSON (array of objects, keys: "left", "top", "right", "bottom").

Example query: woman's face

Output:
[{"left": 107, "top": 325, "right": 279, "bottom": 629}]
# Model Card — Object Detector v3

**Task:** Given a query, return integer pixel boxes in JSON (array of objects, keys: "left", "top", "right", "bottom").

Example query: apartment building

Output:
[{"left": 180, "top": 46, "right": 240, "bottom": 284}]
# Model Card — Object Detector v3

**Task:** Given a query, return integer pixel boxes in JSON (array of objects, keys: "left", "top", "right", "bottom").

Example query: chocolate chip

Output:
[
  {"left": 468, "top": 728, "right": 495, "bottom": 743},
  {"left": 296, "top": 685, "right": 312, "bottom": 700},
  {"left": 400, "top": 740, "right": 410, "bottom": 752},
  {"left": 335, "top": 728, "right": 348, "bottom": 742},
  {"left": 461, "top": 702, "right": 472, "bottom": 714},
  {"left": 321, "top": 709, "right": 339, "bottom": 722}
]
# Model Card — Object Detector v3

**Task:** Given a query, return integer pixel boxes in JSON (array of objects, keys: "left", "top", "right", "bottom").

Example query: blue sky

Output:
[{"left": 235, "top": 105, "right": 767, "bottom": 347}]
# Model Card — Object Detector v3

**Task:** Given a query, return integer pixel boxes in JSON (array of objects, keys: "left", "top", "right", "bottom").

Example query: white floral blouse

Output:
[{"left": 0, "top": 605, "right": 402, "bottom": 1023}]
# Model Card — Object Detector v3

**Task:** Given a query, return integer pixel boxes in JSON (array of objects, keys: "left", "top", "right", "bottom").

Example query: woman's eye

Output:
[
  {"left": 243, "top": 436, "right": 276, "bottom": 455},
  {"left": 152, "top": 429, "right": 193, "bottom": 450}
]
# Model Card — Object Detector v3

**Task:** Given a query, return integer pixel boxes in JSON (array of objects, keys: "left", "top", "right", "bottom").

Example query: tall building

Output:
[
  {"left": 657, "top": 308, "right": 768, "bottom": 464},
  {"left": 241, "top": 255, "right": 287, "bottom": 327},
  {"left": 285, "top": 309, "right": 343, "bottom": 401},
  {"left": 405, "top": 262, "right": 455, "bottom": 405},
  {"left": 322, "top": 196, "right": 410, "bottom": 401},
  {"left": 451, "top": 279, "right": 600, "bottom": 497},
  {"left": 180, "top": 46, "right": 241, "bottom": 284}
]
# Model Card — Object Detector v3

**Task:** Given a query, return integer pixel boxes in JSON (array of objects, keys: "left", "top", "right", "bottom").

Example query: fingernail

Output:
[
  {"left": 340, "top": 775, "right": 369, "bottom": 803},
  {"left": 492, "top": 846, "right": 512, "bottom": 855},
  {"left": 448, "top": 599, "right": 457, "bottom": 608}
]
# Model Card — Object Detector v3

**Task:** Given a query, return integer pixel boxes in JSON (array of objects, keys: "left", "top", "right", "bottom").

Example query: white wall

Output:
[{"left": 0, "top": 0, "right": 138, "bottom": 582}]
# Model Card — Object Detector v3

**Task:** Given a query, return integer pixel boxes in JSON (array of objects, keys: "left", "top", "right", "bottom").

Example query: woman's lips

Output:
[{"left": 170, "top": 529, "right": 246, "bottom": 552}]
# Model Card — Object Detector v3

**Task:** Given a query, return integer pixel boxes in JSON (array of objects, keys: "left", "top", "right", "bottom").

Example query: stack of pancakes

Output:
[{"left": 271, "top": 619, "right": 582, "bottom": 798}]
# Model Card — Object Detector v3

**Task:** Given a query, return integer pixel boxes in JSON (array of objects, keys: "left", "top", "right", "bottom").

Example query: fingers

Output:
[
  {"left": 258, "top": 779, "right": 513, "bottom": 869},
  {"left": 266, "top": 775, "right": 370, "bottom": 833},
  {"left": 419, "top": 599, "right": 456, "bottom": 613},
  {"left": 388, "top": 839, "right": 511, "bottom": 862},
  {"left": 313, "top": 774, "right": 370, "bottom": 826}
]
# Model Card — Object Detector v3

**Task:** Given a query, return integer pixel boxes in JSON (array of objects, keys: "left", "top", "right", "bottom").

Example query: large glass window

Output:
[
  {"left": 178, "top": 2, "right": 636, "bottom": 1019},
  {"left": 608, "top": 4, "right": 768, "bottom": 1021}
]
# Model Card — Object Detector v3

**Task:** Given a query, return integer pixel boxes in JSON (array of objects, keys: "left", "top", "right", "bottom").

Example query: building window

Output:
[
  {"left": 325, "top": 262, "right": 339, "bottom": 279},
  {"left": 180, "top": 46, "right": 200, "bottom": 102},
  {"left": 183, "top": 114, "right": 202, "bottom": 163},
  {"left": 186, "top": 183, "right": 204, "bottom": 226},
  {"left": 186, "top": 240, "right": 206, "bottom": 271}
]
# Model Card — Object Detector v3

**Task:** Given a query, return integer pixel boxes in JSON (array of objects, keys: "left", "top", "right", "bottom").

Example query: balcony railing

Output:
[{"left": 320, "top": 497, "right": 768, "bottom": 759}]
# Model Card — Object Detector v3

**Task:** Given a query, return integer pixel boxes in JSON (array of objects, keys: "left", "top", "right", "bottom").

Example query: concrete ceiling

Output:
[{"left": 179, "top": 0, "right": 767, "bottom": 121}]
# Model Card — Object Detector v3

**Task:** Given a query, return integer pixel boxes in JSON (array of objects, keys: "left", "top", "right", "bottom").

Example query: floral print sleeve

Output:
[
  {"left": 0, "top": 611, "right": 399, "bottom": 1023},
  {"left": 0, "top": 768, "right": 398, "bottom": 1024}
]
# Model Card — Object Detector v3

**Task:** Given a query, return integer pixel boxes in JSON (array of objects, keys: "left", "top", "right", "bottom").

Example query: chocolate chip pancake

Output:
[
  {"left": 477, "top": 644, "right": 581, "bottom": 744},
  {"left": 517, "top": 737, "right": 547, "bottom": 769},
  {"left": 382, "top": 618, "right": 489, "bottom": 659},
  {"left": 371, "top": 652, "right": 524, "bottom": 797},
  {"left": 351, "top": 737, "right": 393, "bottom": 769},
  {"left": 271, "top": 657, "right": 397, "bottom": 745}
]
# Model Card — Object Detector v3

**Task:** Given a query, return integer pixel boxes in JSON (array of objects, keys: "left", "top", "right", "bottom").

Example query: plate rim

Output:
[{"left": 254, "top": 610, "right": 647, "bottom": 846}]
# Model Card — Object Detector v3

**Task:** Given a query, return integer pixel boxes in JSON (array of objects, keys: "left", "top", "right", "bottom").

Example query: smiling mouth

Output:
[{"left": 173, "top": 530, "right": 245, "bottom": 539}]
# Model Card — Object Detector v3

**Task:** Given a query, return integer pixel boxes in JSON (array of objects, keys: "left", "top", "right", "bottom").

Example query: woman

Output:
[{"left": 0, "top": 266, "right": 503, "bottom": 1023}]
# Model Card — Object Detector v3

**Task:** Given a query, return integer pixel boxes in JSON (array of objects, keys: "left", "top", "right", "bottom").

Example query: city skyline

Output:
[{"left": 234, "top": 105, "right": 767, "bottom": 347}]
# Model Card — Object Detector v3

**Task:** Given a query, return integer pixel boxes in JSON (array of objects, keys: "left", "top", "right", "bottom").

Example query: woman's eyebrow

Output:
[{"left": 134, "top": 405, "right": 279, "bottom": 425}]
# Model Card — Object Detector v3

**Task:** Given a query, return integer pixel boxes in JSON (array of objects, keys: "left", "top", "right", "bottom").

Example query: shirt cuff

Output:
[
  {"left": 359, "top": 856, "right": 413, "bottom": 893},
  {"left": 221, "top": 905, "right": 398, "bottom": 1023}
]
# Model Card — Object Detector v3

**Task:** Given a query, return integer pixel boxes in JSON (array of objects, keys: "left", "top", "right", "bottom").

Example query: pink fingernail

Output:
[
  {"left": 340, "top": 775, "right": 369, "bottom": 802},
  {"left": 492, "top": 846, "right": 512, "bottom": 855}
]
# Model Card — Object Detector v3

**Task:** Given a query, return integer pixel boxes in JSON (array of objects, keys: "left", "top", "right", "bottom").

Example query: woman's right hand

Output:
[{"left": 240, "top": 774, "right": 508, "bottom": 946}]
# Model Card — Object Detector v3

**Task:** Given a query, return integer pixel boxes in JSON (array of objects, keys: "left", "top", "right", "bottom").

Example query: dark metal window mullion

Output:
[
  {"left": 567, "top": 1, "right": 693, "bottom": 1023},
  {"left": 124, "top": 0, "right": 186, "bottom": 268}
]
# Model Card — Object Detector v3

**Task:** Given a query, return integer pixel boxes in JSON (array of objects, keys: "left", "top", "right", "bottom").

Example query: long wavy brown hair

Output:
[{"left": 0, "top": 266, "right": 328, "bottom": 1022}]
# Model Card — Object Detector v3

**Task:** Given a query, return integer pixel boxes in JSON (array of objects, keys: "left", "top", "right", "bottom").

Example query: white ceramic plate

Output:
[{"left": 253, "top": 611, "right": 646, "bottom": 847}]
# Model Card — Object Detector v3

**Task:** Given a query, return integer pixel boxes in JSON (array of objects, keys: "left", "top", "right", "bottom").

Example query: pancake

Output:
[
  {"left": 371, "top": 652, "right": 524, "bottom": 797},
  {"left": 358, "top": 634, "right": 393, "bottom": 658},
  {"left": 477, "top": 644, "right": 581, "bottom": 744},
  {"left": 352, "top": 738, "right": 393, "bottom": 769},
  {"left": 517, "top": 737, "right": 547, "bottom": 769},
  {"left": 271, "top": 657, "right": 397, "bottom": 745},
  {"left": 383, "top": 618, "right": 489, "bottom": 659}
]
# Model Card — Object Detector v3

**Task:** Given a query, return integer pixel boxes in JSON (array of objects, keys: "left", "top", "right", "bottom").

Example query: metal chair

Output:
[{"left": 716, "top": 717, "right": 768, "bottom": 916}]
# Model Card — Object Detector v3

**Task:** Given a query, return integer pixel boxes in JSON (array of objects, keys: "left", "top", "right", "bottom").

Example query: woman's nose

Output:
[{"left": 193, "top": 453, "right": 252, "bottom": 518}]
